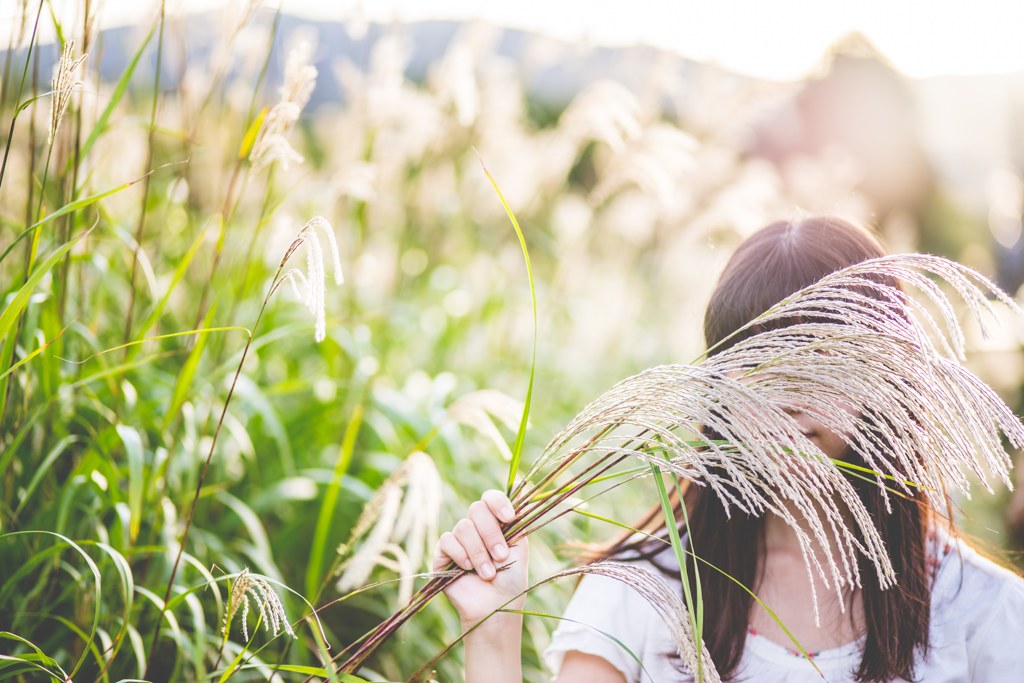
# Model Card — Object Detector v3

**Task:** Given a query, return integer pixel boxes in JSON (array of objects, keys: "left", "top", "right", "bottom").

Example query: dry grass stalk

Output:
[
  {"left": 249, "top": 40, "right": 317, "bottom": 170},
  {"left": 48, "top": 39, "right": 87, "bottom": 145},
  {"left": 224, "top": 568, "right": 296, "bottom": 642},
  {"left": 336, "top": 451, "right": 443, "bottom": 602},
  {"left": 446, "top": 389, "right": 524, "bottom": 460},
  {"left": 280, "top": 216, "right": 343, "bottom": 342},
  {"left": 555, "top": 561, "right": 721, "bottom": 682},
  {"left": 340, "top": 253, "right": 1024, "bottom": 671},
  {"left": 526, "top": 254, "right": 1023, "bottom": 616}
]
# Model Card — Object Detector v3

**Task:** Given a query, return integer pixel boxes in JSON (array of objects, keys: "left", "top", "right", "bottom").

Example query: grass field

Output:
[{"left": 1, "top": 3, "right": 1020, "bottom": 682}]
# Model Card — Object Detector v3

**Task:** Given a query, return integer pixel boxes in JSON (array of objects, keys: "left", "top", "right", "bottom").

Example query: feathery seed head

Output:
[
  {"left": 49, "top": 40, "right": 87, "bottom": 145},
  {"left": 224, "top": 568, "right": 296, "bottom": 642},
  {"left": 279, "top": 217, "right": 343, "bottom": 343},
  {"left": 249, "top": 41, "right": 317, "bottom": 170},
  {"left": 526, "top": 253, "right": 1024, "bottom": 619},
  {"left": 337, "top": 451, "right": 443, "bottom": 600},
  {"left": 447, "top": 389, "right": 524, "bottom": 460},
  {"left": 557, "top": 562, "right": 721, "bottom": 681},
  {"left": 281, "top": 40, "right": 317, "bottom": 110}
]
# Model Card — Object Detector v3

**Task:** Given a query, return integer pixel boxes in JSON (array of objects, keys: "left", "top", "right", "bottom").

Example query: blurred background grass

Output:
[{"left": 2, "top": 1, "right": 1024, "bottom": 680}]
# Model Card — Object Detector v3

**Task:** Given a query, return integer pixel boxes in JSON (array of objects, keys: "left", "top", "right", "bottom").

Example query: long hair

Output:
[{"left": 598, "top": 216, "right": 931, "bottom": 682}]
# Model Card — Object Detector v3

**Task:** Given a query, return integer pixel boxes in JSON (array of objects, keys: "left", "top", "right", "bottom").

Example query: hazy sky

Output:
[{"left": 4, "top": 0, "right": 1024, "bottom": 80}]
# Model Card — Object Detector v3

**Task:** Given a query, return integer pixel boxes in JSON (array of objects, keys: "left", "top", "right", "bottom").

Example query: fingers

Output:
[
  {"left": 433, "top": 490, "right": 518, "bottom": 579},
  {"left": 469, "top": 500, "right": 508, "bottom": 563},
  {"left": 434, "top": 531, "right": 472, "bottom": 571},
  {"left": 481, "top": 489, "right": 516, "bottom": 523},
  {"left": 453, "top": 517, "right": 495, "bottom": 579}
]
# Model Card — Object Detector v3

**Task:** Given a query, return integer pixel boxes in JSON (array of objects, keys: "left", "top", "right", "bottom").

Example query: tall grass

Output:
[{"left": 1, "top": 5, "right": 1020, "bottom": 682}]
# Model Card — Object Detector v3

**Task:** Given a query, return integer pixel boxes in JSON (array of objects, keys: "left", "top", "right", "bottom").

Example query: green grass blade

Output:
[
  {"left": 668, "top": 466, "right": 703, "bottom": 657},
  {"left": 0, "top": 531, "right": 103, "bottom": 680},
  {"left": 0, "top": 656, "right": 64, "bottom": 681},
  {"left": 570, "top": 507, "right": 669, "bottom": 543},
  {"left": 64, "top": 325, "right": 250, "bottom": 366},
  {"left": 135, "top": 220, "right": 210, "bottom": 340},
  {"left": 72, "top": 21, "right": 157, "bottom": 173},
  {"left": 0, "top": 230, "right": 88, "bottom": 342},
  {"left": 238, "top": 106, "right": 268, "bottom": 159},
  {"left": 0, "top": 322, "right": 69, "bottom": 382},
  {"left": 0, "top": 633, "right": 65, "bottom": 679},
  {"left": 650, "top": 463, "right": 703, "bottom": 681},
  {"left": 306, "top": 403, "right": 363, "bottom": 598},
  {"left": 12, "top": 435, "right": 78, "bottom": 519},
  {"left": 478, "top": 160, "right": 537, "bottom": 496},
  {"left": 115, "top": 424, "right": 145, "bottom": 543},
  {"left": 45, "top": 3, "right": 65, "bottom": 47},
  {"left": 162, "top": 311, "right": 223, "bottom": 432},
  {"left": 0, "top": 161, "right": 181, "bottom": 265}
]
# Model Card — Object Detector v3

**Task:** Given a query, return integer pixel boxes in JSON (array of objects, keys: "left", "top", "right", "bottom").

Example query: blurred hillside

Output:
[{"left": 14, "top": 13, "right": 1024, "bottom": 233}]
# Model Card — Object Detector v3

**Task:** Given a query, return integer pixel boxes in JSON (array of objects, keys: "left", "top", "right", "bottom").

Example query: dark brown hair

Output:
[{"left": 601, "top": 216, "right": 931, "bottom": 682}]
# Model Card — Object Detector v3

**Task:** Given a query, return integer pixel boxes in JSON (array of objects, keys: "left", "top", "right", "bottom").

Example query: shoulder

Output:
[
  {"left": 926, "top": 534, "right": 1024, "bottom": 676},
  {"left": 931, "top": 535, "right": 1024, "bottom": 615},
  {"left": 544, "top": 553, "right": 689, "bottom": 683}
]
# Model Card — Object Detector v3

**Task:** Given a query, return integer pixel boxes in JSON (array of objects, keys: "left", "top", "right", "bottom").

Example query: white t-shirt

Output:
[{"left": 545, "top": 535, "right": 1024, "bottom": 682}]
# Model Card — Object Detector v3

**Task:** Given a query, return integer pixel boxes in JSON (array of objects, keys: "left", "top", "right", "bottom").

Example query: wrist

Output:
[
  {"left": 462, "top": 610, "right": 523, "bottom": 640},
  {"left": 463, "top": 611, "right": 523, "bottom": 683}
]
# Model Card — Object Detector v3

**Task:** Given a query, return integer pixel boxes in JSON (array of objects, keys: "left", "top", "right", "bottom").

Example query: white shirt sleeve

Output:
[
  {"left": 543, "top": 572, "right": 656, "bottom": 682},
  {"left": 967, "top": 572, "right": 1024, "bottom": 679}
]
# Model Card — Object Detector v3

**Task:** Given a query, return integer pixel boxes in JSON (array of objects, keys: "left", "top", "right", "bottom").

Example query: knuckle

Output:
[
  {"left": 468, "top": 500, "right": 487, "bottom": 517},
  {"left": 454, "top": 518, "right": 474, "bottom": 535},
  {"left": 470, "top": 550, "right": 490, "bottom": 565}
]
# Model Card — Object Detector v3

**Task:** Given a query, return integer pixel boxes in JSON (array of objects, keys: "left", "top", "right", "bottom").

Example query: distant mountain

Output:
[{"left": 8, "top": 11, "right": 1023, "bottom": 213}]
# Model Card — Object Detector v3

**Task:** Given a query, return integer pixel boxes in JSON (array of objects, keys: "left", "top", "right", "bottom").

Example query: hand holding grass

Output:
[{"left": 434, "top": 489, "right": 529, "bottom": 630}]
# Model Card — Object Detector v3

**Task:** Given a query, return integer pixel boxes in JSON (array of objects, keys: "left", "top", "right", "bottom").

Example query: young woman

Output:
[{"left": 433, "top": 216, "right": 1024, "bottom": 682}]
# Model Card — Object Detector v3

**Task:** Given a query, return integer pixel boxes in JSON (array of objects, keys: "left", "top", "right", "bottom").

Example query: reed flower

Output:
[
  {"left": 528, "top": 254, "right": 1024, "bottom": 613},
  {"left": 279, "top": 216, "right": 343, "bottom": 342},
  {"left": 446, "top": 389, "right": 524, "bottom": 461},
  {"left": 249, "top": 41, "right": 317, "bottom": 170},
  {"left": 336, "top": 451, "right": 443, "bottom": 603},
  {"left": 224, "top": 568, "right": 296, "bottom": 642},
  {"left": 555, "top": 562, "right": 720, "bottom": 682},
  {"left": 48, "top": 40, "right": 87, "bottom": 145},
  {"left": 338, "top": 254, "right": 1024, "bottom": 673},
  {"left": 558, "top": 80, "right": 642, "bottom": 154}
]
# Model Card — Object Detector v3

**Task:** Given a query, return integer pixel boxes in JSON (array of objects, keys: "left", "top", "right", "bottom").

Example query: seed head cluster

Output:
[
  {"left": 49, "top": 40, "right": 87, "bottom": 145},
  {"left": 280, "top": 216, "right": 344, "bottom": 342},
  {"left": 250, "top": 41, "right": 317, "bottom": 170},
  {"left": 224, "top": 568, "right": 297, "bottom": 642},
  {"left": 336, "top": 451, "right": 443, "bottom": 603}
]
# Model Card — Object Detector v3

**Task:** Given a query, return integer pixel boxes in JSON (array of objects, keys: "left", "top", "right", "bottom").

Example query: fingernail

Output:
[
  {"left": 479, "top": 562, "right": 495, "bottom": 579},
  {"left": 500, "top": 505, "right": 515, "bottom": 522},
  {"left": 492, "top": 544, "right": 508, "bottom": 561}
]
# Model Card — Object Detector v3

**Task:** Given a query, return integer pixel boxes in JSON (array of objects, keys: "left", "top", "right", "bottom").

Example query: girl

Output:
[{"left": 433, "top": 216, "right": 1024, "bottom": 682}]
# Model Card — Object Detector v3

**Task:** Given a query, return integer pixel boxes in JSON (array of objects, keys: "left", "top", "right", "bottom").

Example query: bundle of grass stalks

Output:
[
  {"left": 334, "top": 253, "right": 1023, "bottom": 680},
  {"left": 2, "top": 2, "right": 1022, "bottom": 682}
]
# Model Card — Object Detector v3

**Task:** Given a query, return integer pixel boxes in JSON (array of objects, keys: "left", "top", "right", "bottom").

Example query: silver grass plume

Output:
[
  {"left": 224, "top": 568, "right": 297, "bottom": 642},
  {"left": 250, "top": 41, "right": 317, "bottom": 170},
  {"left": 446, "top": 389, "right": 524, "bottom": 461},
  {"left": 524, "top": 253, "right": 1024, "bottom": 621},
  {"left": 341, "top": 254, "right": 1024, "bottom": 674},
  {"left": 48, "top": 40, "right": 87, "bottom": 145},
  {"left": 280, "top": 216, "right": 343, "bottom": 342},
  {"left": 337, "top": 451, "right": 443, "bottom": 602},
  {"left": 554, "top": 562, "right": 720, "bottom": 682}
]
